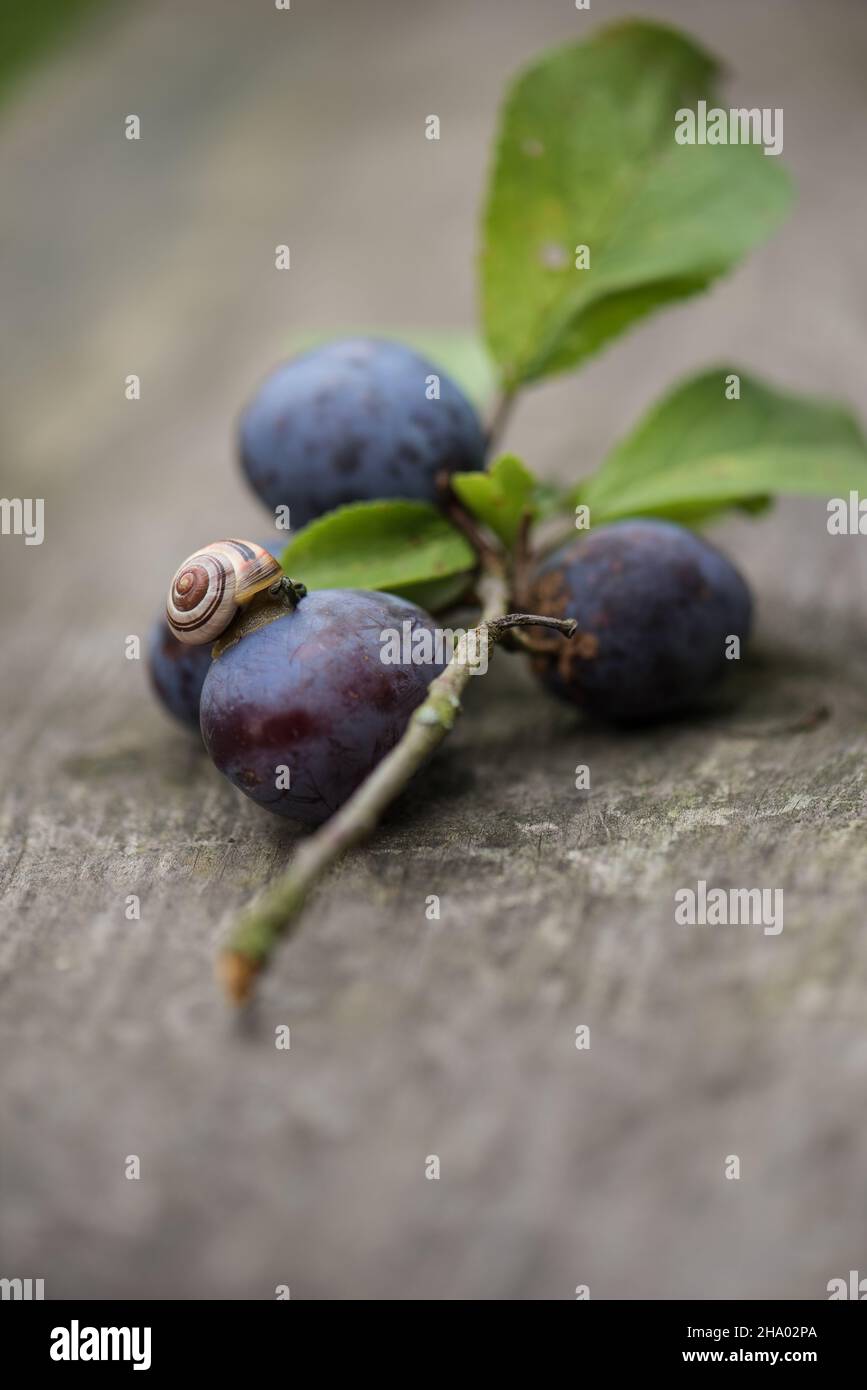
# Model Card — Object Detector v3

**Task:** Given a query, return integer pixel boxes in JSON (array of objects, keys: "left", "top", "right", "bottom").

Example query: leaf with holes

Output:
[{"left": 480, "top": 21, "right": 793, "bottom": 387}]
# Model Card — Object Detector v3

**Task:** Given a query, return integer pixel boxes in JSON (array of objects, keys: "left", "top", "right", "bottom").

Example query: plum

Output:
[
  {"left": 199, "top": 588, "right": 445, "bottom": 826},
  {"left": 238, "top": 338, "right": 486, "bottom": 527},
  {"left": 146, "top": 617, "right": 213, "bottom": 730},
  {"left": 527, "top": 519, "right": 752, "bottom": 722}
]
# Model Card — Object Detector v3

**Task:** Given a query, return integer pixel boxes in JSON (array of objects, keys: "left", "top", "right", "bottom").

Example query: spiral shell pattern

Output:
[{"left": 166, "top": 539, "right": 282, "bottom": 644}]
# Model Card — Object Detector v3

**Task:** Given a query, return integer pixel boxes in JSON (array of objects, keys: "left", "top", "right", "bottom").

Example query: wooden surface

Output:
[{"left": 1, "top": 0, "right": 865, "bottom": 1300}]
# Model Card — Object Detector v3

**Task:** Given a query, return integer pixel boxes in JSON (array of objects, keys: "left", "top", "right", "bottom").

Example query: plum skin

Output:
[
  {"left": 146, "top": 617, "right": 213, "bottom": 730},
  {"left": 238, "top": 338, "right": 486, "bottom": 528},
  {"left": 528, "top": 519, "right": 752, "bottom": 723},
  {"left": 199, "top": 589, "right": 446, "bottom": 827}
]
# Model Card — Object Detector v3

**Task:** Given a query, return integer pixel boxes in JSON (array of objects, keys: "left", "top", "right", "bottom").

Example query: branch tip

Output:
[{"left": 217, "top": 949, "right": 259, "bottom": 1006}]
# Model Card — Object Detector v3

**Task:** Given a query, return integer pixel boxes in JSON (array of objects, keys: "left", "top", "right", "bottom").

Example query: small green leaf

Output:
[
  {"left": 577, "top": 367, "right": 867, "bottom": 523},
  {"left": 451, "top": 453, "right": 537, "bottom": 546},
  {"left": 278, "top": 500, "right": 477, "bottom": 611},
  {"left": 480, "top": 21, "right": 793, "bottom": 387},
  {"left": 285, "top": 329, "right": 497, "bottom": 411}
]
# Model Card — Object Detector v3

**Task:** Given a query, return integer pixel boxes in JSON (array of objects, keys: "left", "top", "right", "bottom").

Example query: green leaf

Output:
[
  {"left": 480, "top": 21, "right": 793, "bottom": 387},
  {"left": 285, "top": 329, "right": 497, "bottom": 411},
  {"left": 451, "top": 453, "right": 537, "bottom": 546},
  {"left": 577, "top": 367, "right": 867, "bottom": 523},
  {"left": 278, "top": 500, "right": 477, "bottom": 612}
]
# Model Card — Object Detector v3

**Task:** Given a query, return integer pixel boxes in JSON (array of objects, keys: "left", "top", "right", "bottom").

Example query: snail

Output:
[{"left": 166, "top": 539, "right": 305, "bottom": 644}]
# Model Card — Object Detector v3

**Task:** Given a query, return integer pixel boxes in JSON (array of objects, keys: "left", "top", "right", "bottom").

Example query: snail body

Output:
[{"left": 167, "top": 539, "right": 284, "bottom": 644}]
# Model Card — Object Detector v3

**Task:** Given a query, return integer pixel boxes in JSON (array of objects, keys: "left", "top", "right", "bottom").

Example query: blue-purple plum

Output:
[
  {"left": 238, "top": 338, "right": 486, "bottom": 527},
  {"left": 199, "top": 589, "right": 445, "bottom": 826},
  {"left": 146, "top": 617, "right": 213, "bottom": 730},
  {"left": 528, "top": 520, "right": 752, "bottom": 722}
]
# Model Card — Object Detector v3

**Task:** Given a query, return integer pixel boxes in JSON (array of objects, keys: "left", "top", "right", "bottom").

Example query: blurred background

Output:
[
  {"left": 1, "top": 0, "right": 866, "bottom": 1300},
  {"left": 2, "top": 0, "right": 866, "bottom": 623}
]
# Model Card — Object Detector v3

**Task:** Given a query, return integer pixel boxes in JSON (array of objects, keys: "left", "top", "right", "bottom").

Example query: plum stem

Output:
[{"left": 217, "top": 575, "right": 575, "bottom": 1004}]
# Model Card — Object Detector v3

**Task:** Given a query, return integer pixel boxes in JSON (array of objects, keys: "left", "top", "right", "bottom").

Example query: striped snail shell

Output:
[{"left": 167, "top": 539, "right": 283, "bottom": 644}]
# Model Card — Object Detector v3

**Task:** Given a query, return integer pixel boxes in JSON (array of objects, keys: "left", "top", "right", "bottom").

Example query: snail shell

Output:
[{"left": 167, "top": 539, "right": 283, "bottom": 644}]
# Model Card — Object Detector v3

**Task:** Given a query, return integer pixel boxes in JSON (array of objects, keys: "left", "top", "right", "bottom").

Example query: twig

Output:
[
  {"left": 486, "top": 390, "right": 517, "bottom": 455},
  {"left": 217, "top": 579, "right": 575, "bottom": 1003},
  {"left": 493, "top": 613, "right": 576, "bottom": 637},
  {"left": 435, "top": 469, "right": 503, "bottom": 573},
  {"left": 511, "top": 509, "right": 534, "bottom": 610}
]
